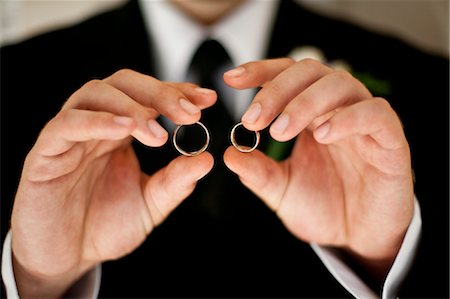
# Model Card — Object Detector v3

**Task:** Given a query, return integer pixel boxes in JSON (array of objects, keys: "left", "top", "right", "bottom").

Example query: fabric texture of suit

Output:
[{"left": 1, "top": 0, "right": 448, "bottom": 297}]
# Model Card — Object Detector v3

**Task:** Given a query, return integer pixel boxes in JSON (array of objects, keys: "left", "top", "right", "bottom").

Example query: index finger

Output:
[
  {"left": 223, "top": 58, "right": 296, "bottom": 89},
  {"left": 228, "top": 59, "right": 333, "bottom": 131},
  {"left": 104, "top": 69, "right": 215, "bottom": 125}
]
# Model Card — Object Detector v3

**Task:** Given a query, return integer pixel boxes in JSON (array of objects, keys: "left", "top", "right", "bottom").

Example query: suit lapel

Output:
[
  {"left": 107, "top": 0, "right": 155, "bottom": 75},
  {"left": 266, "top": 0, "right": 306, "bottom": 59}
]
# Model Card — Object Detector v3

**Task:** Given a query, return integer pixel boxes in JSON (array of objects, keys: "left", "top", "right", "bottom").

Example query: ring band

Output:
[
  {"left": 173, "top": 122, "right": 210, "bottom": 156},
  {"left": 230, "top": 122, "right": 260, "bottom": 153}
]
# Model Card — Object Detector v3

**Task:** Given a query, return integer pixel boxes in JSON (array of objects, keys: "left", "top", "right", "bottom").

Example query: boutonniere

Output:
[
  {"left": 288, "top": 46, "right": 392, "bottom": 96},
  {"left": 264, "top": 46, "right": 392, "bottom": 161}
]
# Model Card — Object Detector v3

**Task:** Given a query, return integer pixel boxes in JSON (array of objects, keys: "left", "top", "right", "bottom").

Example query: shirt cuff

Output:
[
  {"left": 1, "top": 231, "right": 102, "bottom": 299},
  {"left": 311, "top": 198, "right": 422, "bottom": 299},
  {"left": 2, "top": 231, "right": 19, "bottom": 299}
]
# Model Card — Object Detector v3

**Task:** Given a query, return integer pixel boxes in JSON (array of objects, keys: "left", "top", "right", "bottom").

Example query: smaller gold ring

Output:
[
  {"left": 230, "top": 122, "right": 260, "bottom": 153},
  {"left": 173, "top": 122, "right": 210, "bottom": 156}
]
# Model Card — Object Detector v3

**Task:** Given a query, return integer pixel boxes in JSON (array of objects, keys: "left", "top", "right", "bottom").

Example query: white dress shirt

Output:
[
  {"left": 1, "top": 1, "right": 422, "bottom": 298},
  {"left": 141, "top": 0, "right": 277, "bottom": 122}
]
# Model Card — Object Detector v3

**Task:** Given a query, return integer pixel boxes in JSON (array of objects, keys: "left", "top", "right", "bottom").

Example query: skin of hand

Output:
[
  {"left": 10, "top": 69, "right": 216, "bottom": 298},
  {"left": 223, "top": 58, "right": 415, "bottom": 280}
]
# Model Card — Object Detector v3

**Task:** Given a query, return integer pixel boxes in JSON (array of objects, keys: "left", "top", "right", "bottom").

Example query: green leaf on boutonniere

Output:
[
  {"left": 351, "top": 70, "right": 392, "bottom": 97},
  {"left": 264, "top": 138, "right": 293, "bottom": 161},
  {"left": 327, "top": 60, "right": 392, "bottom": 97}
]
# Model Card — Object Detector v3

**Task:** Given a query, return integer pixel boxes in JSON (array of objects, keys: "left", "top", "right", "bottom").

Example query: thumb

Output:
[
  {"left": 144, "top": 152, "right": 214, "bottom": 226},
  {"left": 223, "top": 146, "right": 287, "bottom": 211}
]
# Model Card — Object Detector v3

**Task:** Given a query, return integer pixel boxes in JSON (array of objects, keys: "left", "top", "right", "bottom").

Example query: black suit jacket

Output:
[{"left": 1, "top": 1, "right": 448, "bottom": 297}]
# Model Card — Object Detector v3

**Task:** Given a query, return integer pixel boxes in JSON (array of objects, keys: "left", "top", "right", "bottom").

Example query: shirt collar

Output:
[{"left": 139, "top": 0, "right": 279, "bottom": 82}]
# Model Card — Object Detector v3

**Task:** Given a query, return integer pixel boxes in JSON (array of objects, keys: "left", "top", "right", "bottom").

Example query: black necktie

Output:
[
  {"left": 184, "top": 39, "right": 236, "bottom": 221},
  {"left": 187, "top": 39, "right": 234, "bottom": 155}
]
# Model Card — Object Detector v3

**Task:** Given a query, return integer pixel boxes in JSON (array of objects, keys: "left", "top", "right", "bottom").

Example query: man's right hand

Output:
[{"left": 10, "top": 69, "right": 215, "bottom": 298}]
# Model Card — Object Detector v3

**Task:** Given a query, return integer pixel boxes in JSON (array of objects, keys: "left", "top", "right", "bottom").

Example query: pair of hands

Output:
[{"left": 11, "top": 58, "right": 414, "bottom": 297}]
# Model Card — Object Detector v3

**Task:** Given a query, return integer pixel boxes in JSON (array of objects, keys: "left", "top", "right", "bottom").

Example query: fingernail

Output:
[
  {"left": 314, "top": 122, "right": 330, "bottom": 140},
  {"left": 242, "top": 103, "right": 261, "bottom": 124},
  {"left": 147, "top": 119, "right": 167, "bottom": 139},
  {"left": 179, "top": 98, "right": 200, "bottom": 115},
  {"left": 113, "top": 116, "right": 133, "bottom": 126},
  {"left": 195, "top": 87, "right": 215, "bottom": 95},
  {"left": 224, "top": 66, "right": 245, "bottom": 78},
  {"left": 271, "top": 114, "right": 290, "bottom": 135}
]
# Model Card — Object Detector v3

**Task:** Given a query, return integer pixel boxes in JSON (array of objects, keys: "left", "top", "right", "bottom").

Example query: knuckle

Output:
[
  {"left": 111, "top": 68, "right": 135, "bottom": 81},
  {"left": 296, "top": 58, "right": 332, "bottom": 76},
  {"left": 157, "top": 86, "right": 177, "bottom": 103},
  {"left": 364, "top": 98, "right": 396, "bottom": 123},
  {"left": 82, "top": 79, "right": 104, "bottom": 92},
  {"left": 333, "top": 70, "right": 353, "bottom": 83},
  {"left": 297, "top": 96, "right": 315, "bottom": 113},
  {"left": 333, "top": 71, "right": 355, "bottom": 93},
  {"left": 299, "top": 58, "right": 322, "bottom": 69},
  {"left": 283, "top": 57, "right": 296, "bottom": 65},
  {"left": 65, "top": 79, "right": 105, "bottom": 109},
  {"left": 54, "top": 108, "right": 73, "bottom": 124},
  {"left": 242, "top": 60, "right": 257, "bottom": 69},
  {"left": 268, "top": 57, "right": 295, "bottom": 68},
  {"left": 331, "top": 70, "right": 372, "bottom": 98},
  {"left": 267, "top": 81, "right": 283, "bottom": 95},
  {"left": 374, "top": 97, "right": 398, "bottom": 120},
  {"left": 183, "top": 82, "right": 199, "bottom": 89},
  {"left": 373, "top": 97, "right": 392, "bottom": 112},
  {"left": 170, "top": 82, "right": 199, "bottom": 92},
  {"left": 258, "top": 88, "right": 280, "bottom": 111}
]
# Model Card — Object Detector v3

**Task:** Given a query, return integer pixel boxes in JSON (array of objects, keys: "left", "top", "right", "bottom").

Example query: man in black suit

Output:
[{"left": 1, "top": 0, "right": 448, "bottom": 298}]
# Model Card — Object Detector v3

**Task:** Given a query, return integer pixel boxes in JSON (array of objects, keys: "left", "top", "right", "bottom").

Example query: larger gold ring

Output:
[
  {"left": 230, "top": 122, "right": 260, "bottom": 153},
  {"left": 173, "top": 122, "right": 210, "bottom": 156}
]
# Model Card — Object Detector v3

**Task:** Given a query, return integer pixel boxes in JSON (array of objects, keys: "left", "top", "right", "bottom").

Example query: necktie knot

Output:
[{"left": 188, "top": 39, "right": 232, "bottom": 90}]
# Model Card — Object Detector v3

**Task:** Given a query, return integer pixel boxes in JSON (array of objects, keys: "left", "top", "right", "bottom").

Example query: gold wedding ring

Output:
[
  {"left": 173, "top": 122, "right": 210, "bottom": 156},
  {"left": 230, "top": 122, "right": 260, "bottom": 153}
]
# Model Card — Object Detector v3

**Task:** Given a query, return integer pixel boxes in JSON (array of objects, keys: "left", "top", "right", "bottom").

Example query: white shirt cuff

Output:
[
  {"left": 311, "top": 198, "right": 422, "bottom": 299},
  {"left": 1, "top": 231, "right": 102, "bottom": 299},
  {"left": 2, "top": 232, "right": 19, "bottom": 299}
]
